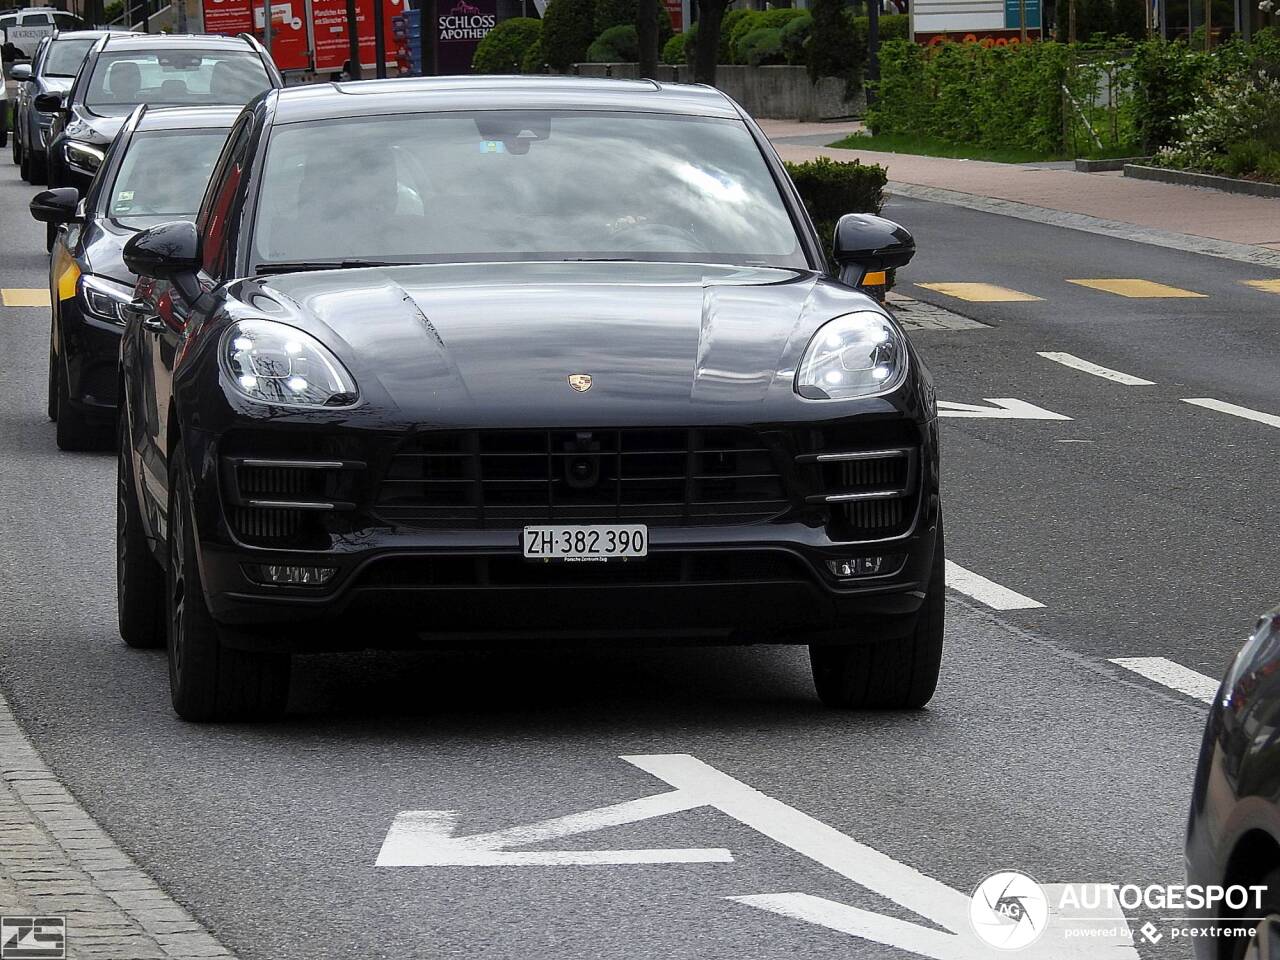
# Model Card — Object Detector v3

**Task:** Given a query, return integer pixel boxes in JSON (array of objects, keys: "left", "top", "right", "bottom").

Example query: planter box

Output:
[
  {"left": 572, "top": 63, "right": 864, "bottom": 122},
  {"left": 1123, "top": 164, "right": 1280, "bottom": 199}
]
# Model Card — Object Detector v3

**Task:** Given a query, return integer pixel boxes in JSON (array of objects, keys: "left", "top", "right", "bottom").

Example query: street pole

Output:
[
  {"left": 345, "top": 0, "right": 363, "bottom": 78},
  {"left": 373, "top": 0, "right": 386, "bottom": 77},
  {"left": 263, "top": 0, "right": 272, "bottom": 62},
  {"left": 1203, "top": 0, "right": 1212, "bottom": 48},
  {"left": 1019, "top": 0, "right": 1027, "bottom": 40},
  {"left": 1068, "top": 0, "right": 1076, "bottom": 41},
  {"left": 867, "top": 0, "right": 880, "bottom": 97}
]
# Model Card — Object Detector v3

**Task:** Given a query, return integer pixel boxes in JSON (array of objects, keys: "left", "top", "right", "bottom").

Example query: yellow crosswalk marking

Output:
[
  {"left": 1, "top": 288, "right": 52, "bottom": 308},
  {"left": 1067, "top": 279, "right": 1205, "bottom": 298},
  {"left": 1244, "top": 279, "right": 1280, "bottom": 294},
  {"left": 914, "top": 282, "right": 1043, "bottom": 302}
]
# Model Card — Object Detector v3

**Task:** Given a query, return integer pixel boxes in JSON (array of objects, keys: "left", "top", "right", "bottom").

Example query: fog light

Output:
[
  {"left": 244, "top": 564, "right": 337, "bottom": 586},
  {"left": 827, "top": 557, "right": 885, "bottom": 578}
]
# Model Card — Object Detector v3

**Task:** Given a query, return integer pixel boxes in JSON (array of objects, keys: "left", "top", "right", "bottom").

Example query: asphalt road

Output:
[{"left": 0, "top": 153, "right": 1274, "bottom": 960}]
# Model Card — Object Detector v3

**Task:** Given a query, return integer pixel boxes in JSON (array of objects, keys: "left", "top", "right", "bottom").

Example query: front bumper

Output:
[
  {"left": 59, "top": 294, "right": 122, "bottom": 420},
  {"left": 179, "top": 407, "right": 942, "bottom": 651}
]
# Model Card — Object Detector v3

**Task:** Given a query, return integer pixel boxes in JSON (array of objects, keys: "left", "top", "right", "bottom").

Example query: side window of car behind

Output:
[{"left": 197, "top": 118, "right": 253, "bottom": 282}]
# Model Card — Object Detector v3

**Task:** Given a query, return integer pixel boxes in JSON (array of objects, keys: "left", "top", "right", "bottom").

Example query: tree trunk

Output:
[
  {"left": 693, "top": 0, "right": 727, "bottom": 85},
  {"left": 637, "top": 0, "right": 659, "bottom": 79},
  {"left": 345, "top": 0, "right": 364, "bottom": 79}
]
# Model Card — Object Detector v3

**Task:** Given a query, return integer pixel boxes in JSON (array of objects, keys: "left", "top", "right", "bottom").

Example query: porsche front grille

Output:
[{"left": 375, "top": 428, "right": 789, "bottom": 529}]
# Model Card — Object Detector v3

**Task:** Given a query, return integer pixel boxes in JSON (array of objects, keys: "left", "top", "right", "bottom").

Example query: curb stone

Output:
[
  {"left": 886, "top": 182, "right": 1280, "bottom": 269},
  {"left": 0, "top": 690, "right": 237, "bottom": 960}
]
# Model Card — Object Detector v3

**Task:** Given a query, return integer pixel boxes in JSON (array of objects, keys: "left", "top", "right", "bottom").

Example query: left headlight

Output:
[
  {"left": 64, "top": 140, "right": 104, "bottom": 175},
  {"left": 79, "top": 275, "right": 133, "bottom": 325},
  {"left": 795, "top": 310, "right": 908, "bottom": 400},
  {"left": 221, "top": 318, "right": 359, "bottom": 408}
]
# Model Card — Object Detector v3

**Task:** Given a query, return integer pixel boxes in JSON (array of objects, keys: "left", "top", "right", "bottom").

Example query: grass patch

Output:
[
  {"left": 827, "top": 131, "right": 1064, "bottom": 163},
  {"left": 827, "top": 131, "right": 1144, "bottom": 163}
]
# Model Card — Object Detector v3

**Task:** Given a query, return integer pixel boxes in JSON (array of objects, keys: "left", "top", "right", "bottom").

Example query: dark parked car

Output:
[
  {"left": 30, "top": 104, "right": 236, "bottom": 450},
  {"left": 1187, "top": 606, "right": 1280, "bottom": 959},
  {"left": 117, "top": 77, "right": 940, "bottom": 722},
  {"left": 11, "top": 30, "right": 110, "bottom": 184},
  {"left": 41, "top": 31, "right": 278, "bottom": 210}
]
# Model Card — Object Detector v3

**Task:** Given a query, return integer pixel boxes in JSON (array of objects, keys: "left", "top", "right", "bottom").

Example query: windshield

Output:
[
  {"left": 84, "top": 49, "right": 269, "bottom": 115},
  {"left": 252, "top": 111, "right": 806, "bottom": 269},
  {"left": 107, "top": 128, "right": 229, "bottom": 223},
  {"left": 42, "top": 37, "right": 95, "bottom": 77}
]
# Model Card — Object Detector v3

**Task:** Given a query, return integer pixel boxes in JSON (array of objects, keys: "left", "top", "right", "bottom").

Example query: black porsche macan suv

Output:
[{"left": 116, "top": 77, "right": 942, "bottom": 721}]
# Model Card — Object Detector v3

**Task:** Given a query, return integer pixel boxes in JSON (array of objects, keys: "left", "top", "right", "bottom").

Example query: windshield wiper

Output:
[{"left": 255, "top": 259, "right": 402, "bottom": 275}]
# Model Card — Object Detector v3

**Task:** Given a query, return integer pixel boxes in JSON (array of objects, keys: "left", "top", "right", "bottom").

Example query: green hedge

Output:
[
  {"left": 587, "top": 23, "right": 638, "bottom": 62},
  {"left": 783, "top": 157, "right": 886, "bottom": 252},
  {"left": 521, "top": 37, "right": 547, "bottom": 73},
  {"left": 868, "top": 39, "right": 1071, "bottom": 155},
  {"left": 472, "top": 18, "right": 542, "bottom": 74},
  {"left": 542, "top": 0, "right": 597, "bottom": 71},
  {"left": 738, "top": 27, "right": 785, "bottom": 66},
  {"left": 661, "top": 31, "right": 687, "bottom": 65},
  {"left": 592, "top": 0, "right": 673, "bottom": 48},
  {"left": 727, "top": 8, "right": 807, "bottom": 63}
]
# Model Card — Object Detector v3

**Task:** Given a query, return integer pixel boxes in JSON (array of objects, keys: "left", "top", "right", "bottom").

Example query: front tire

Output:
[
  {"left": 166, "top": 444, "right": 290, "bottom": 722},
  {"left": 810, "top": 520, "right": 945, "bottom": 709},
  {"left": 1235, "top": 868, "right": 1280, "bottom": 960},
  {"left": 117, "top": 414, "right": 165, "bottom": 649},
  {"left": 27, "top": 149, "right": 46, "bottom": 185}
]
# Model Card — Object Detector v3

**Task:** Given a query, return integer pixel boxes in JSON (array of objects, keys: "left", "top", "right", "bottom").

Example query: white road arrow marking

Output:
[
  {"left": 375, "top": 788, "right": 733, "bottom": 866},
  {"left": 379, "top": 755, "right": 1138, "bottom": 958},
  {"left": 937, "top": 399, "right": 1072, "bottom": 420}
]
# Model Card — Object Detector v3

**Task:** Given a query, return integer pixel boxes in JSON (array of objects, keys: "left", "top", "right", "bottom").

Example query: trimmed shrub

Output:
[
  {"left": 738, "top": 27, "right": 785, "bottom": 66},
  {"left": 587, "top": 23, "right": 639, "bottom": 62},
  {"left": 808, "top": 0, "right": 862, "bottom": 87},
  {"left": 521, "top": 36, "right": 547, "bottom": 73},
  {"left": 783, "top": 157, "right": 887, "bottom": 252},
  {"left": 727, "top": 8, "right": 806, "bottom": 62},
  {"left": 779, "top": 13, "right": 811, "bottom": 65},
  {"left": 542, "top": 0, "right": 597, "bottom": 71},
  {"left": 661, "top": 31, "right": 688, "bottom": 65},
  {"left": 716, "top": 7, "right": 752, "bottom": 61},
  {"left": 593, "top": 0, "right": 673, "bottom": 47},
  {"left": 472, "top": 18, "right": 543, "bottom": 74}
]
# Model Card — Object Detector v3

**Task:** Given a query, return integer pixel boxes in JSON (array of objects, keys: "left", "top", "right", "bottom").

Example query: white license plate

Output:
[{"left": 523, "top": 524, "right": 648, "bottom": 561}]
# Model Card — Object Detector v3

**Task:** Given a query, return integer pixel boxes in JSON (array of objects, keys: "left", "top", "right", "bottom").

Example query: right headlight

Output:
[
  {"left": 795, "top": 310, "right": 908, "bottom": 400},
  {"left": 221, "top": 318, "right": 359, "bottom": 408}
]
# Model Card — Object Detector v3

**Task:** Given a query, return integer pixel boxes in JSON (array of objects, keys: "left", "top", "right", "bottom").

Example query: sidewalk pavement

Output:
[{"left": 758, "top": 120, "right": 1280, "bottom": 252}]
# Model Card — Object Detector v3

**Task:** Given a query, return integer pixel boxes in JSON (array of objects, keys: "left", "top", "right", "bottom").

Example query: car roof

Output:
[
  {"left": 135, "top": 105, "right": 241, "bottom": 131},
  {"left": 99, "top": 32, "right": 257, "bottom": 52},
  {"left": 50, "top": 29, "right": 115, "bottom": 40},
  {"left": 269, "top": 76, "right": 742, "bottom": 125}
]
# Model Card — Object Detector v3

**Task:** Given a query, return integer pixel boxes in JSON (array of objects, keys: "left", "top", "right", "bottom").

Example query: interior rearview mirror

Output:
[
  {"left": 29, "top": 187, "right": 81, "bottom": 225},
  {"left": 832, "top": 214, "right": 916, "bottom": 298}
]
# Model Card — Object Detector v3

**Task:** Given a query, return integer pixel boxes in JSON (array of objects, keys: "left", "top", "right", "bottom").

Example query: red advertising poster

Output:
[
  {"left": 203, "top": 0, "right": 254, "bottom": 35},
  {"left": 312, "top": 0, "right": 404, "bottom": 73},
  {"left": 202, "top": 0, "right": 309, "bottom": 71},
  {"left": 662, "top": 0, "right": 682, "bottom": 31}
]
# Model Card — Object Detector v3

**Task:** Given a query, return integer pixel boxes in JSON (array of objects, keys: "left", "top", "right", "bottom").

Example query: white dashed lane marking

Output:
[
  {"left": 1109, "top": 657, "right": 1220, "bottom": 704},
  {"left": 944, "top": 561, "right": 1045, "bottom": 611},
  {"left": 1183, "top": 398, "right": 1280, "bottom": 430},
  {"left": 1037, "top": 352, "right": 1155, "bottom": 386}
]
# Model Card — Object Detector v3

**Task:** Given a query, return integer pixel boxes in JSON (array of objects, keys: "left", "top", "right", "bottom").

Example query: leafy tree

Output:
[
  {"left": 808, "top": 0, "right": 861, "bottom": 85},
  {"left": 543, "top": 0, "right": 597, "bottom": 71},
  {"left": 472, "top": 18, "right": 543, "bottom": 73}
]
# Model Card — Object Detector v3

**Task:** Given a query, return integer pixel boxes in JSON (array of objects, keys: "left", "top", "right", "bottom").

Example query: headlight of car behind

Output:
[
  {"left": 795, "top": 311, "right": 908, "bottom": 400},
  {"left": 222, "top": 319, "right": 359, "bottom": 408},
  {"left": 78, "top": 275, "right": 133, "bottom": 325},
  {"left": 64, "top": 140, "right": 105, "bottom": 176}
]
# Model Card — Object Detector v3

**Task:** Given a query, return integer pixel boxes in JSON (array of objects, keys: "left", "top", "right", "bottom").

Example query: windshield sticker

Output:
[{"left": 113, "top": 190, "right": 135, "bottom": 213}]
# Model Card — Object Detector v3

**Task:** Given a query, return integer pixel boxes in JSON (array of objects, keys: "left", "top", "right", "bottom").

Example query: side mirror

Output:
[
  {"left": 33, "top": 91, "right": 65, "bottom": 113},
  {"left": 29, "top": 187, "right": 80, "bottom": 224},
  {"left": 10, "top": 62, "right": 31, "bottom": 81},
  {"left": 123, "top": 220, "right": 204, "bottom": 305},
  {"left": 832, "top": 214, "right": 916, "bottom": 299}
]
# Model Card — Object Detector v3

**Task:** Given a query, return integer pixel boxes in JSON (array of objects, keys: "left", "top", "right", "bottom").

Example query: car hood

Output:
[
  {"left": 64, "top": 108, "right": 126, "bottom": 146},
  {"left": 234, "top": 261, "right": 903, "bottom": 426}
]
